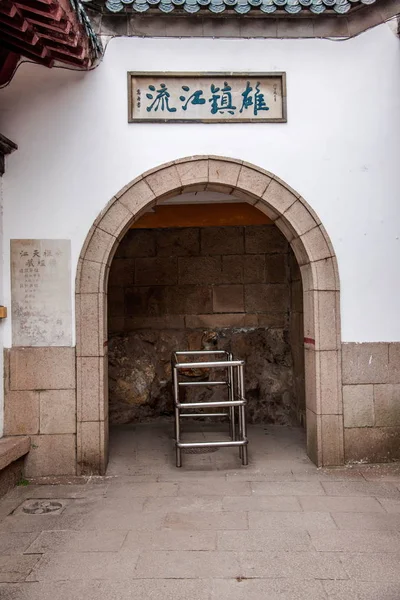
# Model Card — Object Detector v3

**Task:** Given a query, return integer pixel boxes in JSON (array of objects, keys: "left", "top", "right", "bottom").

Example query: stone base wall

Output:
[
  {"left": 342, "top": 343, "right": 400, "bottom": 463},
  {"left": 3, "top": 347, "right": 77, "bottom": 477},
  {"left": 108, "top": 224, "right": 305, "bottom": 426}
]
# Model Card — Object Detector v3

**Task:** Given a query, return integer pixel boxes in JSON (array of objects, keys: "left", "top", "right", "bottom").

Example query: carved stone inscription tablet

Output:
[{"left": 11, "top": 240, "right": 72, "bottom": 346}]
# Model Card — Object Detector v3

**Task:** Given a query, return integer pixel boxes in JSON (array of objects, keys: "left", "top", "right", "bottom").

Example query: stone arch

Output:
[{"left": 76, "top": 155, "right": 343, "bottom": 475}]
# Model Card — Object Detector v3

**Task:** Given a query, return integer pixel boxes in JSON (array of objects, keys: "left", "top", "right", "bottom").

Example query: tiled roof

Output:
[{"left": 104, "top": 0, "right": 376, "bottom": 15}]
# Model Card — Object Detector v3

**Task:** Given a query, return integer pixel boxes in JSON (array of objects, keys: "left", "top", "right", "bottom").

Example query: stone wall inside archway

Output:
[{"left": 75, "top": 156, "right": 343, "bottom": 474}]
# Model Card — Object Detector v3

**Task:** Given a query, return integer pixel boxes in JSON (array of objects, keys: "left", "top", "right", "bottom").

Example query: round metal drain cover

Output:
[
  {"left": 183, "top": 447, "right": 218, "bottom": 454},
  {"left": 22, "top": 500, "right": 63, "bottom": 515}
]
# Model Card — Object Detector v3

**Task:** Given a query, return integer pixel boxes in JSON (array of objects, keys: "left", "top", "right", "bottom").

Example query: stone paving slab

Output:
[
  {"left": 0, "top": 579, "right": 212, "bottom": 600},
  {"left": 26, "top": 550, "right": 140, "bottom": 581},
  {"left": 217, "top": 529, "right": 312, "bottom": 552},
  {"left": 0, "top": 555, "right": 40, "bottom": 583},
  {"left": 122, "top": 530, "right": 217, "bottom": 551},
  {"left": 0, "top": 533, "right": 38, "bottom": 555},
  {"left": 340, "top": 552, "right": 400, "bottom": 582},
  {"left": 309, "top": 529, "right": 400, "bottom": 552},
  {"left": 164, "top": 511, "right": 248, "bottom": 530},
  {"left": 222, "top": 495, "right": 301, "bottom": 512},
  {"left": 332, "top": 511, "right": 400, "bottom": 531},
  {"left": 248, "top": 511, "right": 337, "bottom": 530},
  {"left": 298, "top": 495, "right": 385, "bottom": 513},
  {"left": 24, "top": 530, "right": 128, "bottom": 554},
  {"left": 322, "top": 580, "right": 400, "bottom": 599},
  {"left": 211, "top": 578, "right": 328, "bottom": 599},
  {"left": 1, "top": 424, "right": 400, "bottom": 600}
]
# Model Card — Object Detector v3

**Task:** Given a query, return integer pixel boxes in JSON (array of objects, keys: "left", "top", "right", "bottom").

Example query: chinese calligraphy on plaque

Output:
[
  {"left": 128, "top": 73, "right": 286, "bottom": 123},
  {"left": 11, "top": 240, "right": 72, "bottom": 347}
]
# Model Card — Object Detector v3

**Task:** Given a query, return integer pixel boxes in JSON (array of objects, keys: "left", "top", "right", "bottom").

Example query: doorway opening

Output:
[
  {"left": 106, "top": 193, "right": 306, "bottom": 472},
  {"left": 76, "top": 156, "right": 343, "bottom": 475}
]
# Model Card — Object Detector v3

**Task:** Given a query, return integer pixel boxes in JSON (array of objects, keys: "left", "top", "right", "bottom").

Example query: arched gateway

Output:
[{"left": 76, "top": 156, "right": 343, "bottom": 474}]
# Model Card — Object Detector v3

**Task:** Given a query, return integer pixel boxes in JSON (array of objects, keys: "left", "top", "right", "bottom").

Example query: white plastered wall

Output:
[{"left": 0, "top": 22, "right": 399, "bottom": 360}]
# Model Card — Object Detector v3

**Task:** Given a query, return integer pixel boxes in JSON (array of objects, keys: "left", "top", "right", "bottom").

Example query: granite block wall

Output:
[{"left": 107, "top": 224, "right": 305, "bottom": 425}]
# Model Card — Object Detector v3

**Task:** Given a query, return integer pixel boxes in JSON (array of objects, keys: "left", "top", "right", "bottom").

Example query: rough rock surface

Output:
[{"left": 108, "top": 328, "right": 296, "bottom": 425}]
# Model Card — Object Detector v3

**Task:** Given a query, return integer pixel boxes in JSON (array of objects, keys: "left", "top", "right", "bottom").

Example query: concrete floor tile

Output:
[
  {"left": 0, "top": 514, "right": 87, "bottom": 534},
  {"left": 106, "top": 482, "right": 178, "bottom": 498},
  {"left": 323, "top": 580, "right": 400, "bottom": 599},
  {"left": 144, "top": 496, "right": 223, "bottom": 512},
  {"left": 225, "top": 471, "right": 296, "bottom": 482},
  {"left": 332, "top": 511, "right": 400, "bottom": 531},
  {"left": 251, "top": 482, "right": 325, "bottom": 496},
  {"left": 0, "top": 580, "right": 212, "bottom": 600},
  {"left": 123, "top": 530, "right": 216, "bottom": 551},
  {"left": 222, "top": 495, "right": 301, "bottom": 512},
  {"left": 293, "top": 468, "right": 365, "bottom": 482},
  {"left": 322, "top": 482, "right": 400, "bottom": 500},
  {"left": 217, "top": 529, "right": 312, "bottom": 552},
  {"left": 27, "top": 551, "right": 140, "bottom": 581},
  {"left": 164, "top": 511, "right": 247, "bottom": 530},
  {"left": 340, "top": 552, "right": 400, "bottom": 582},
  {"left": 211, "top": 578, "right": 328, "bottom": 600},
  {"left": 135, "top": 550, "right": 240, "bottom": 578},
  {"left": 299, "top": 496, "right": 385, "bottom": 513},
  {"left": 178, "top": 481, "right": 251, "bottom": 496},
  {"left": 0, "top": 555, "right": 41, "bottom": 583},
  {"left": 24, "top": 530, "right": 128, "bottom": 554},
  {"left": 0, "top": 533, "right": 39, "bottom": 555},
  {"left": 248, "top": 511, "right": 337, "bottom": 530},
  {"left": 310, "top": 530, "right": 400, "bottom": 552},
  {"left": 237, "top": 551, "right": 347, "bottom": 580}
]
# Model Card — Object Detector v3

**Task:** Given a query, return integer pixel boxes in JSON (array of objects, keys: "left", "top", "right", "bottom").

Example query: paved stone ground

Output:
[{"left": 1, "top": 422, "right": 400, "bottom": 599}]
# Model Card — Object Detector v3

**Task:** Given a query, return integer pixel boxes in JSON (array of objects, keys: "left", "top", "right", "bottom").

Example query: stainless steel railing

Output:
[{"left": 171, "top": 350, "right": 248, "bottom": 468}]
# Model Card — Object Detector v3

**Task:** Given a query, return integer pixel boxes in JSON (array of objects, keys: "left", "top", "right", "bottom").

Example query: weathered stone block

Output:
[
  {"left": 389, "top": 344, "right": 400, "bottom": 384},
  {"left": 243, "top": 255, "right": 265, "bottom": 283},
  {"left": 213, "top": 285, "right": 244, "bottom": 313},
  {"left": 77, "top": 357, "right": 101, "bottom": 422},
  {"left": 257, "top": 313, "right": 287, "bottom": 328},
  {"left": 262, "top": 179, "right": 297, "bottom": 214},
  {"left": 10, "top": 347, "right": 76, "bottom": 391},
  {"left": 96, "top": 200, "right": 132, "bottom": 237},
  {"left": 25, "top": 434, "right": 76, "bottom": 477},
  {"left": 166, "top": 285, "right": 212, "bottom": 315},
  {"left": 178, "top": 256, "right": 221, "bottom": 285},
  {"left": 342, "top": 343, "right": 389, "bottom": 385},
  {"left": 135, "top": 257, "right": 177, "bottom": 285},
  {"left": 84, "top": 227, "right": 116, "bottom": 265},
  {"left": 156, "top": 228, "right": 200, "bottom": 257},
  {"left": 319, "top": 350, "right": 342, "bottom": 415},
  {"left": 245, "top": 284, "right": 289, "bottom": 314},
  {"left": 118, "top": 179, "right": 156, "bottom": 215},
  {"left": 39, "top": 390, "right": 76, "bottom": 434},
  {"left": 265, "top": 254, "right": 287, "bottom": 284},
  {"left": 221, "top": 255, "right": 244, "bottom": 284},
  {"left": 201, "top": 227, "right": 244, "bottom": 256},
  {"left": 108, "top": 286, "right": 124, "bottom": 317},
  {"left": 245, "top": 225, "right": 287, "bottom": 254},
  {"left": 175, "top": 159, "right": 208, "bottom": 187},
  {"left": 343, "top": 385, "right": 374, "bottom": 428},
  {"left": 0, "top": 437, "right": 30, "bottom": 472},
  {"left": 208, "top": 159, "right": 241, "bottom": 188},
  {"left": 345, "top": 427, "right": 400, "bottom": 463},
  {"left": 125, "top": 316, "right": 185, "bottom": 330},
  {"left": 116, "top": 229, "right": 156, "bottom": 258},
  {"left": 185, "top": 313, "right": 258, "bottom": 329},
  {"left": 321, "top": 414, "right": 344, "bottom": 466},
  {"left": 374, "top": 384, "right": 400, "bottom": 427},
  {"left": 236, "top": 165, "right": 271, "bottom": 198},
  {"left": 77, "top": 421, "right": 101, "bottom": 475},
  {"left": 4, "top": 391, "right": 39, "bottom": 435},
  {"left": 300, "top": 226, "right": 332, "bottom": 263},
  {"left": 283, "top": 201, "right": 317, "bottom": 237},
  {"left": 144, "top": 165, "right": 181, "bottom": 198},
  {"left": 108, "top": 258, "right": 135, "bottom": 288},
  {"left": 125, "top": 286, "right": 165, "bottom": 317}
]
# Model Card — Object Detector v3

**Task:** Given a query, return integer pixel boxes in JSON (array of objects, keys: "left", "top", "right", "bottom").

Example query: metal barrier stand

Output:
[{"left": 171, "top": 350, "right": 248, "bottom": 468}]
